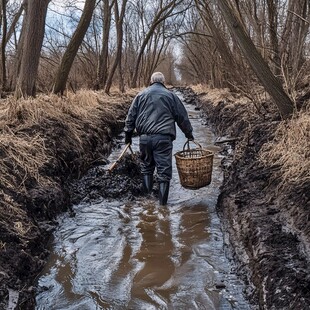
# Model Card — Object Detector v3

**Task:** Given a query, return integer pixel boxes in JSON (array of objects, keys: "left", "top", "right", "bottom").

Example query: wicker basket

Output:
[{"left": 174, "top": 140, "right": 214, "bottom": 189}]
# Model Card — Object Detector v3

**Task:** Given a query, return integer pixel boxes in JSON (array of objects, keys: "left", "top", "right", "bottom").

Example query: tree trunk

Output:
[
  {"left": 0, "top": 0, "right": 23, "bottom": 92},
  {"left": 266, "top": 0, "right": 281, "bottom": 76},
  {"left": 281, "top": 0, "right": 309, "bottom": 83},
  {"left": 130, "top": 1, "right": 179, "bottom": 88},
  {"left": 53, "top": 0, "right": 96, "bottom": 95},
  {"left": 95, "top": 0, "right": 114, "bottom": 90},
  {"left": 105, "top": 0, "right": 127, "bottom": 94},
  {"left": 5, "top": 1, "right": 24, "bottom": 46},
  {"left": 216, "top": 0, "right": 294, "bottom": 118},
  {"left": 14, "top": 0, "right": 50, "bottom": 98},
  {"left": 0, "top": 0, "right": 7, "bottom": 93},
  {"left": 11, "top": 0, "right": 27, "bottom": 92}
]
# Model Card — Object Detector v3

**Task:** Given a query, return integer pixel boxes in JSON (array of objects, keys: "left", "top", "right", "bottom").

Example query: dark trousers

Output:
[{"left": 139, "top": 134, "right": 173, "bottom": 182}]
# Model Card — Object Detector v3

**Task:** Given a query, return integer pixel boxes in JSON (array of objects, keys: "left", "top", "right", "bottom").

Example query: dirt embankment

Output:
[
  {"left": 0, "top": 91, "right": 137, "bottom": 309},
  {"left": 180, "top": 86, "right": 310, "bottom": 310}
]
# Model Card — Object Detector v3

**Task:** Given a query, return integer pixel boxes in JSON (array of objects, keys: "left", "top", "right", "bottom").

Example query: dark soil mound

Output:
[{"left": 70, "top": 153, "right": 144, "bottom": 205}]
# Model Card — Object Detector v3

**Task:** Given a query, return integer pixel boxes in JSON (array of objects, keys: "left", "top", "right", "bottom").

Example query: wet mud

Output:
[{"left": 179, "top": 87, "right": 310, "bottom": 309}]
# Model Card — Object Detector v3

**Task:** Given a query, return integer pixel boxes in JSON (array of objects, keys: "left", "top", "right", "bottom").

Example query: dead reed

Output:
[{"left": 260, "top": 108, "right": 310, "bottom": 189}]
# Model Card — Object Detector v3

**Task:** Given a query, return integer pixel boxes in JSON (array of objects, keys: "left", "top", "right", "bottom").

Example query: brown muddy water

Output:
[{"left": 35, "top": 95, "right": 252, "bottom": 309}]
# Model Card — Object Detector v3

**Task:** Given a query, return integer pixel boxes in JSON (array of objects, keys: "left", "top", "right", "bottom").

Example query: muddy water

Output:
[{"left": 36, "top": 95, "right": 252, "bottom": 309}]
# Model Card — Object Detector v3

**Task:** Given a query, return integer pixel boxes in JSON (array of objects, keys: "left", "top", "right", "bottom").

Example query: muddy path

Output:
[{"left": 35, "top": 94, "right": 253, "bottom": 309}]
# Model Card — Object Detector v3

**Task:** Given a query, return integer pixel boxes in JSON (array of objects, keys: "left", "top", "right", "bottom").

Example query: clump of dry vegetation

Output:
[
  {"left": 260, "top": 107, "right": 310, "bottom": 190},
  {"left": 0, "top": 89, "right": 134, "bottom": 179},
  {"left": 192, "top": 84, "right": 265, "bottom": 106},
  {"left": 192, "top": 84, "right": 239, "bottom": 103},
  {"left": 0, "top": 132, "right": 51, "bottom": 191}
]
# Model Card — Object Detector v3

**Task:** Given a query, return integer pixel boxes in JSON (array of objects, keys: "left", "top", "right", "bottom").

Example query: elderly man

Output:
[{"left": 124, "top": 72, "right": 194, "bottom": 205}]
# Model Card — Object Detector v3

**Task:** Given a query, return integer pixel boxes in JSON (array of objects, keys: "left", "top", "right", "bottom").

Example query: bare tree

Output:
[
  {"left": 5, "top": 1, "right": 24, "bottom": 46},
  {"left": 15, "top": 0, "right": 50, "bottom": 98},
  {"left": 105, "top": 0, "right": 128, "bottom": 94},
  {"left": 142, "top": 22, "right": 168, "bottom": 85},
  {"left": 94, "top": 0, "right": 115, "bottom": 90},
  {"left": 130, "top": 0, "right": 185, "bottom": 88},
  {"left": 195, "top": 0, "right": 244, "bottom": 88},
  {"left": 266, "top": 0, "right": 281, "bottom": 76},
  {"left": 0, "top": 0, "right": 7, "bottom": 94},
  {"left": 0, "top": 0, "right": 25, "bottom": 94},
  {"left": 280, "top": 0, "right": 309, "bottom": 94},
  {"left": 52, "top": 0, "right": 96, "bottom": 95},
  {"left": 216, "top": 0, "right": 294, "bottom": 118}
]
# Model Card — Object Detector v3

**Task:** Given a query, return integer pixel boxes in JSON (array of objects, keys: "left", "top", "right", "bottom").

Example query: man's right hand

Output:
[{"left": 125, "top": 131, "right": 132, "bottom": 145}]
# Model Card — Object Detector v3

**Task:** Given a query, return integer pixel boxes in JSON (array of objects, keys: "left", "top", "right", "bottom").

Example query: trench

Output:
[{"left": 35, "top": 94, "right": 252, "bottom": 310}]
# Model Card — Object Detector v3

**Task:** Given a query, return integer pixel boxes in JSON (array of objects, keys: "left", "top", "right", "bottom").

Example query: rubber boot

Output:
[
  {"left": 159, "top": 182, "right": 169, "bottom": 205},
  {"left": 142, "top": 174, "right": 153, "bottom": 194}
]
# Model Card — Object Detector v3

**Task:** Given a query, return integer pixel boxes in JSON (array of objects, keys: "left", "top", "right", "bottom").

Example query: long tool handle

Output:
[{"left": 108, "top": 143, "right": 133, "bottom": 172}]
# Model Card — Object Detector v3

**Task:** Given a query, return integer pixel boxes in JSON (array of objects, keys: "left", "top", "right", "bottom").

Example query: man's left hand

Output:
[{"left": 125, "top": 131, "right": 132, "bottom": 145}]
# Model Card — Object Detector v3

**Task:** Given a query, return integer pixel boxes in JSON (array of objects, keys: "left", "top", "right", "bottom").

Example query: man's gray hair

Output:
[{"left": 150, "top": 72, "right": 165, "bottom": 84}]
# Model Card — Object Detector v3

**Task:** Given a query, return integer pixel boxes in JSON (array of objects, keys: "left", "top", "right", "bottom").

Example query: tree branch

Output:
[{"left": 288, "top": 10, "right": 310, "bottom": 24}]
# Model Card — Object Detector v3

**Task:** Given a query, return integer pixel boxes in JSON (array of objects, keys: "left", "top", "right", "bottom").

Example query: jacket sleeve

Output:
[
  {"left": 172, "top": 93, "right": 193, "bottom": 138},
  {"left": 124, "top": 95, "right": 139, "bottom": 133}
]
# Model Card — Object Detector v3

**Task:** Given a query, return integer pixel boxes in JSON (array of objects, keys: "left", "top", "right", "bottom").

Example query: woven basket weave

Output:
[{"left": 175, "top": 140, "right": 214, "bottom": 189}]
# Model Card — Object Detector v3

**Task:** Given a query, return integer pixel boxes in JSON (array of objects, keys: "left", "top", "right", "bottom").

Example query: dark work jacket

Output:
[{"left": 124, "top": 83, "right": 193, "bottom": 140}]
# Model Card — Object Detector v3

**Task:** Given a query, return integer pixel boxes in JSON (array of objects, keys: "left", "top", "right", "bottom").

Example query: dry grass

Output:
[
  {"left": 191, "top": 84, "right": 274, "bottom": 116},
  {"left": 0, "top": 131, "right": 51, "bottom": 190},
  {"left": 0, "top": 190, "right": 34, "bottom": 241},
  {"left": 0, "top": 89, "right": 137, "bottom": 245},
  {"left": 192, "top": 84, "right": 251, "bottom": 106},
  {"left": 0, "top": 89, "right": 135, "bottom": 127},
  {"left": 260, "top": 108, "right": 310, "bottom": 188},
  {"left": 0, "top": 89, "right": 136, "bottom": 191}
]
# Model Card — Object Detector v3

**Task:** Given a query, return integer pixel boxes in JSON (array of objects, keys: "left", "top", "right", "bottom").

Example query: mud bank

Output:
[
  {"left": 179, "top": 87, "right": 310, "bottom": 309},
  {"left": 0, "top": 92, "right": 134, "bottom": 309}
]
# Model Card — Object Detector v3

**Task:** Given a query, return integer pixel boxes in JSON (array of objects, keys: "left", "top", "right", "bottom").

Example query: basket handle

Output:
[{"left": 183, "top": 139, "right": 202, "bottom": 151}]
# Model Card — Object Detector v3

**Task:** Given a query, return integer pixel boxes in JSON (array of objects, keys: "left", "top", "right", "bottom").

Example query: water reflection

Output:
[{"left": 129, "top": 203, "right": 174, "bottom": 307}]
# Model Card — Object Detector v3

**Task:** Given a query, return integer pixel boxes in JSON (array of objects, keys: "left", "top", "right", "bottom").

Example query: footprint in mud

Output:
[{"left": 117, "top": 205, "right": 131, "bottom": 223}]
